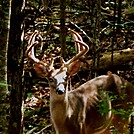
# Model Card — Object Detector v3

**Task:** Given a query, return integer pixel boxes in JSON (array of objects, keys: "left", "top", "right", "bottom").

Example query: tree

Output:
[
  {"left": 0, "top": 0, "right": 11, "bottom": 133},
  {"left": 60, "top": 0, "right": 66, "bottom": 57},
  {"left": 8, "top": 0, "right": 25, "bottom": 133}
]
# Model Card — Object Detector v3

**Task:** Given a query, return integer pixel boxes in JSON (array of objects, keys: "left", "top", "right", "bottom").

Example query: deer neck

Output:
[
  {"left": 50, "top": 88, "right": 67, "bottom": 102},
  {"left": 49, "top": 86, "right": 70, "bottom": 131},
  {"left": 49, "top": 85, "right": 69, "bottom": 113}
]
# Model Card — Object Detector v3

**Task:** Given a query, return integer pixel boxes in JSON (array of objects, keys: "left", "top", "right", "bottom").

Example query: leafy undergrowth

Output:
[{"left": 24, "top": 84, "right": 55, "bottom": 134}]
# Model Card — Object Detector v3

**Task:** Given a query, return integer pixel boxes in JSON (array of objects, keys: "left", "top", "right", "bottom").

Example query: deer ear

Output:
[
  {"left": 67, "top": 60, "right": 81, "bottom": 76},
  {"left": 107, "top": 71, "right": 112, "bottom": 76},
  {"left": 33, "top": 62, "right": 52, "bottom": 78}
]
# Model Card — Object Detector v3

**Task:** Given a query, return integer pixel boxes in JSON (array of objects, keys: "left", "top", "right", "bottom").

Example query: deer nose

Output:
[{"left": 56, "top": 83, "right": 65, "bottom": 94}]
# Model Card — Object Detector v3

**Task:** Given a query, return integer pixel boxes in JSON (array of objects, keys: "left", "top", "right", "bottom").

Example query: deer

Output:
[{"left": 25, "top": 29, "right": 134, "bottom": 134}]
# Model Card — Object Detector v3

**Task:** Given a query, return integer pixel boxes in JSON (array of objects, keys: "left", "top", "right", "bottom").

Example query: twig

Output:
[
  {"left": 34, "top": 124, "right": 52, "bottom": 134},
  {"left": 69, "top": 21, "right": 93, "bottom": 43},
  {"left": 26, "top": 127, "right": 38, "bottom": 134}
]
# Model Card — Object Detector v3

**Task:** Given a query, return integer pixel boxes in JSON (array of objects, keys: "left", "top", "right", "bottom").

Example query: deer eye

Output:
[{"left": 49, "top": 78, "right": 55, "bottom": 83}]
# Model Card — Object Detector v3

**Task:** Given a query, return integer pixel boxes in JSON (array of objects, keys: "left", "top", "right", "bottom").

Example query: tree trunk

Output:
[
  {"left": 60, "top": 0, "right": 66, "bottom": 57},
  {"left": 0, "top": 0, "right": 11, "bottom": 134},
  {"left": 82, "top": 48, "right": 134, "bottom": 74},
  {"left": 8, "top": 0, "right": 25, "bottom": 134}
]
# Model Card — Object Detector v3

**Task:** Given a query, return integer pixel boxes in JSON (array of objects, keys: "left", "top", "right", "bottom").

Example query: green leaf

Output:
[
  {"left": 0, "top": 82, "right": 9, "bottom": 87},
  {"left": 27, "top": 92, "right": 34, "bottom": 98}
]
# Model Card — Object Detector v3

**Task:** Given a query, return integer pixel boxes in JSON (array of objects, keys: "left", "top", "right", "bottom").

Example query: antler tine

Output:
[
  {"left": 26, "top": 30, "right": 41, "bottom": 63},
  {"left": 68, "top": 29, "right": 83, "bottom": 41},
  {"left": 66, "top": 29, "right": 89, "bottom": 66},
  {"left": 67, "top": 40, "right": 89, "bottom": 65},
  {"left": 68, "top": 28, "right": 84, "bottom": 52},
  {"left": 25, "top": 30, "right": 55, "bottom": 78}
]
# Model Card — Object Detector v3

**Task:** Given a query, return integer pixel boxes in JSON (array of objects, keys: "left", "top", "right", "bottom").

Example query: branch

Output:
[{"left": 69, "top": 21, "right": 94, "bottom": 43}]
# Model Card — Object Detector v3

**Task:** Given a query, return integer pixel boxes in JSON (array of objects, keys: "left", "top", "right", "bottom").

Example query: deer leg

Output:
[{"left": 79, "top": 122, "right": 86, "bottom": 134}]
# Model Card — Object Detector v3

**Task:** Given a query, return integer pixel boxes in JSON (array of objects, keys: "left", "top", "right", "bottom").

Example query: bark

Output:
[
  {"left": 0, "top": 0, "right": 11, "bottom": 134},
  {"left": 117, "top": 0, "right": 122, "bottom": 25},
  {"left": 83, "top": 49, "right": 134, "bottom": 72},
  {"left": 8, "top": 0, "right": 25, "bottom": 134},
  {"left": 60, "top": 0, "right": 66, "bottom": 57},
  {"left": 97, "top": 48, "right": 134, "bottom": 71}
]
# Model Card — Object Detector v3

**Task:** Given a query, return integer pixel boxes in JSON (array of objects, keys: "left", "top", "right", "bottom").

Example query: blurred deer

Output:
[{"left": 25, "top": 29, "right": 134, "bottom": 134}]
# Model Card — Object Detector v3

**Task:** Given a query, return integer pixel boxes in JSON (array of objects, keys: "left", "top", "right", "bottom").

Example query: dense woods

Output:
[{"left": 0, "top": 0, "right": 134, "bottom": 133}]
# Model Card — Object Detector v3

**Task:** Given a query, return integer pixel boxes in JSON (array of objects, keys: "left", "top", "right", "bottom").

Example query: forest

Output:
[{"left": 0, "top": 0, "right": 134, "bottom": 134}]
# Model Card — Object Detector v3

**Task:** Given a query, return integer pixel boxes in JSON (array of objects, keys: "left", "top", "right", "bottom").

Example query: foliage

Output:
[
  {"left": 97, "top": 89, "right": 111, "bottom": 116},
  {"left": 24, "top": 84, "right": 54, "bottom": 133},
  {"left": 0, "top": 81, "right": 8, "bottom": 87}
]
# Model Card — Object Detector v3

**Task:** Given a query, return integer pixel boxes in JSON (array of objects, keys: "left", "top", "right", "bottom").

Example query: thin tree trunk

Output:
[
  {"left": 0, "top": 0, "right": 11, "bottom": 133},
  {"left": 60, "top": 0, "right": 66, "bottom": 58},
  {"left": 117, "top": 0, "right": 122, "bottom": 26},
  {"left": 8, "top": 0, "right": 25, "bottom": 134}
]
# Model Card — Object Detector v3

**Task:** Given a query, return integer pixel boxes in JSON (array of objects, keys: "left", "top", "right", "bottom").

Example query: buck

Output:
[{"left": 26, "top": 29, "right": 134, "bottom": 134}]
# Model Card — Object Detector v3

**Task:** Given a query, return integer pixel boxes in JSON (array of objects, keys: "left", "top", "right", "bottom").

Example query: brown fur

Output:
[{"left": 49, "top": 74, "right": 134, "bottom": 134}]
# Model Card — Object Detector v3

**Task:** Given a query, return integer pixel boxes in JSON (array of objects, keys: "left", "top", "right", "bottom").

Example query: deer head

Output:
[{"left": 26, "top": 29, "right": 89, "bottom": 94}]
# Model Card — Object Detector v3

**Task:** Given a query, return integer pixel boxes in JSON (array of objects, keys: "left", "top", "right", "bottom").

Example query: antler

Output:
[
  {"left": 65, "top": 29, "right": 89, "bottom": 66},
  {"left": 25, "top": 30, "right": 54, "bottom": 77},
  {"left": 68, "top": 28, "right": 84, "bottom": 52},
  {"left": 26, "top": 29, "right": 89, "bottom": 77},
  {"left": 25, "top": 30, "right": 41, "bottom": 63},
  {"left": 55, "top": 28, "right": 88, "bottom": 76}
]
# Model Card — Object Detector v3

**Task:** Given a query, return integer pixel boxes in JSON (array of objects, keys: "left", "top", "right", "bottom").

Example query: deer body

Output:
[
  {"left": 49, "top": 74, "right": 134, "bottom": 134},
  {"left": 49, "top": 75, "right": 114, "bottom": 134}
]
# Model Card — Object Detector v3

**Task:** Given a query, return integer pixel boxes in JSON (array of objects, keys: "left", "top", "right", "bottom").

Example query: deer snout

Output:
[{"left": 56, "top": 83, "right": 65, "bottom": 94}]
